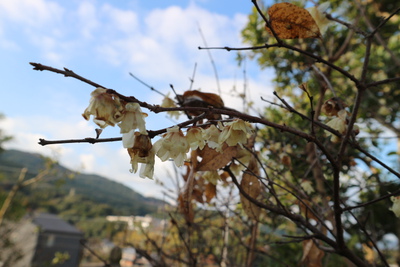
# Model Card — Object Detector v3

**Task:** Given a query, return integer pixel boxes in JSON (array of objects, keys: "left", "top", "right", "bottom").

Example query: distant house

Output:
[{"left": 4, "top": 213, "right": 83, "bottom": 267}]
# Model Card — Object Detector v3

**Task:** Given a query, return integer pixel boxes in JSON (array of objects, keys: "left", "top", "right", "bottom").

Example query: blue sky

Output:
[{"left": 0, "top": 0, "right": 276, "bottom": 198}]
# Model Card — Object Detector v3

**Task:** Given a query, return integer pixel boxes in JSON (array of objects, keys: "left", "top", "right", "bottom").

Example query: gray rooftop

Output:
[{"left": 33, "top": 213, "right": 82, "bottom": 235}]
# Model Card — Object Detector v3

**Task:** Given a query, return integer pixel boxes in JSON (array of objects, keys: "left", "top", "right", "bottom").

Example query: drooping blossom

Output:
[
  {"left": 161, "top": 93, "right": 180, "bottom": 120},
  {"left": 218, "top": 119, "right": 254, "bottom": 148},
  {"left": 118, "top": 102, "right": 147, "bottom": 135},
  {"left": 82, "top": 87, "right": 124, "bottom": 128},
  {"left": 127, "top": 132, "right": 154, "bottom": 179},
  {"left": 202, "top": 171, "right": 220, "bottom": 185},
  {"left": 301, "top": 180, "right": 315, "bottom": 195},
  {"left": 325, "top": 109, "right": 348, "bottom": 143},
  {"left": 307, "top": 2, "right": 331, "bottom": 35},
  {"left": 153, "top": 126, "right": 189, "bottom": 167},
  {"left": 186, "top": 126, "right": 206, "bottom": 150},
  {"left": 202, "top": 124, "right": 222, "bottom": 151}
]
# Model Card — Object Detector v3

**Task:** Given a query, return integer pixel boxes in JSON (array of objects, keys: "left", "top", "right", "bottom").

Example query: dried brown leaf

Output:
[
  {"left": 240, "top": 172, "right": 261, "bottom": 220},
  {"left": 205, "top": 182, "right": 217, "bottom": 203},
  {"left": 192, "top": 188, "right": 204, "bottom": 204},
  {"left": 197, "top": 144, "right": 237, "bottom": 171},
  {"left": 301, "top": 239, "right": 324, "bottom": 267},
  {"left": 266, "top": 2, "right": 321, "bottom": 39}
]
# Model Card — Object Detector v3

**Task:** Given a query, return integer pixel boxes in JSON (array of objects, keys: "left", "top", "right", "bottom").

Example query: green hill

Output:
[{"left": 0, "top": 149, "right": 165, "bottom": 219}]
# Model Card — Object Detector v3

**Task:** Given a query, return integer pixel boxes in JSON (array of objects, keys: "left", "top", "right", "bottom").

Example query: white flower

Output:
[
  {"left": 118, "top": 102, "right": 147, "bottom": 135},
  {"left": 218, "top": 119, "right": 253, "bottom": 147},
  {"left": 153, "top": 126, "right": 189, "bottom": 167},
  {"left": 127, "top": 132, "right": 154, "bottom": 179},
  {"left": 186, "top": 127, "right": 206, "bottom": 150},
  {"left": 390, "top": 196, "right": 400, "bottom": 218},
  {"left": 82, "top": 87, "right": 124, "bottom": 128}
]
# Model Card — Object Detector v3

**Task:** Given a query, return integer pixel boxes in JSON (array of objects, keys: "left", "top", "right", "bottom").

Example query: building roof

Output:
[{"left": 33, "top": 213, "right": 82, "bottom": 235}]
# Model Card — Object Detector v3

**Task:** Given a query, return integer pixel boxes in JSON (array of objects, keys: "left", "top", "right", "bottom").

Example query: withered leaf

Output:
[
  {"left": 205, "top": 182, "right": 217, "bottom": 203},
  {"left": 197, "top": 144, "right": 237, "bottom": 171},
  {"left": 266, "top": 2, "right": 321, "bottom": 39},
  {"left": 192, "top": 188, "right": 204, "bottom": 204},
  {"left": 240, "top": 172, "right": 261, "bottom": 220},
  {"left": 301, "top": 239, "right": 324, "bottom": 267}
]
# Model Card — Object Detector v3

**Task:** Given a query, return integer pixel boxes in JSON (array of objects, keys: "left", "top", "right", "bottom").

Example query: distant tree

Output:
[{"left": 0, "top": 114, "right": 12, "bottom": 152}]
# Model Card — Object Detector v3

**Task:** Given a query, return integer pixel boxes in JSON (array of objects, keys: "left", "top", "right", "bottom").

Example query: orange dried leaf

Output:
[
  {"left": 362, "top": 243, "right": 375, "bottom": 264},
  {"left": 178, "top": 90, "right": 224, "bottom": 120},
  {"left": 197, "top": 144, "right": 237, "bottom": 171},
  {"left": 180, "top": 90, "right": 224, "bottom": 108},
  {"left": 205, "top": 182, "right": 217, "bottom": 203},
  {"left": 192, "top": 188, "right": 204, "bottom": 204},
  {"left": 266, "top": 2, "right": 321, "bottom": 39}
]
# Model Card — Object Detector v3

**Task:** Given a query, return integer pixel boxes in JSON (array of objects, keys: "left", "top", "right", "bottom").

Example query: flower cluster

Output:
[
  {"left": 83, "top": 88, "right": 254, "bottom": 180},
  {"left": 153, "top": 119, "right": 253, "bottom": 167},
  {"left": 83, "top": 88, "right": 154, "bottom": 179},
  {"left": 153, "top": 126, "right": 189, "bottom": 167}
]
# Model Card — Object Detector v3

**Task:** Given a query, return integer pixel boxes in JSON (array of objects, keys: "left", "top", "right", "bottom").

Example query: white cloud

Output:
[
  {"left": 95, "top": 3, "right": 249, "bottom": 86},
  {"left": 0, "top": 0, "right": 64, "bottom": 27},
  {"left": 101, "top": 4, "right": 139, "bottom": 34},
  {"left": 77, "top": 1, "right": 99, "bottom": 39}
]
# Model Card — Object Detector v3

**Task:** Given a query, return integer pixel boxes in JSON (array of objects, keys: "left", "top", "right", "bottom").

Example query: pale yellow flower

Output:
[
  {"left": 307, "top": 2, "right": 331, "bottom": 35},
  {"left": 186, "top": 126, "right": 206, "bottom": 150},
  {"left": 161, "top": 93, "right": 181, "bottom": 120},
  {"left": 325, "top": 110, "right": 348, "bottom": 143},
  {"left": 82, "top": 87, "right": 124, "bottom": 128},
  {"left": 153, "top": 126, "right": 189, "bottom": 167},
  {"left": 202, "top": 124, "right": 222, "bottom": 151},
  {"left": 118, "top": 102, "right": 147, "bottom": 135},
  {"left": 127, "top": 132, "right": 154, "bottom": 179},
  {"left": 218, "top": 119, "right": 253, "bottom": 147},
  {"left": 301, "top": 180, "right": 315, "bottom": 195},
  {"left": 202, "top": 171, "right": 220, "bottom": 185},
  {"left": 390, "top": 196, "right": 400, "bottom": 218}
]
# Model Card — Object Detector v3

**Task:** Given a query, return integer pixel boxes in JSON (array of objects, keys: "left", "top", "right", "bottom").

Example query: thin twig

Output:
[
  {"left": 80, "top": 240, "right": 111, "bottom": 267},
  {"left": 197, "top": 23, "right": 221, "bottom": 95},
  {"left": 199, "top": 44, "right": 360, "bottom": 85},
  {"left": 129, "top": 72, "right": 166, "bottom": 97},
  {"left": 38, "top": 137, "right": 122, "bottom": 146},
  {"left": 188, "top": 62, "right": 197, "bottom": 91},
  {"left": 324, "top": 13, "right": 367, "bottom": 36},
  {"left": 30, "top": 62, "right": 104, "bottom": 88},
  {"left": 368, "top": 6, "right": 400, "bottom": 38}
]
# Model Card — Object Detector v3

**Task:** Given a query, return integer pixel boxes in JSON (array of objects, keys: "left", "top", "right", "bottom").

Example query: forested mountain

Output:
[{"left": 0, "top": 149, "right": 165, "bottom": 221}]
